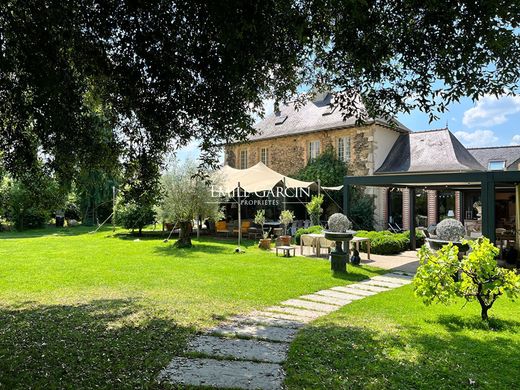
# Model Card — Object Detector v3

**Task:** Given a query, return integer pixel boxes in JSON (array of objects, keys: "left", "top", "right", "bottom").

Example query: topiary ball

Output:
[
  {"left": 436, "top": 218, "right": 465, "bottom": 241},
  {"left": 327, "top": 213, "right": 352, "bottom": 232}
]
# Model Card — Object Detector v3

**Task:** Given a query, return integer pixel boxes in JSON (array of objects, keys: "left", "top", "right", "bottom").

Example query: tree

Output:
[
  {"left": 115, "top": 200, "right": 156, "bottom": 237},
  {"left": 158, "top": 161, "right": 224, "bottom": 248},
  {"left": 1, "top": 1, "right": 519, "bottom": 192},
  {"left": 414, "top": 238, "right": 520, "bottom": 321},
  {"left": 306, "top": 195, "right": 324, "bottom": 226}
]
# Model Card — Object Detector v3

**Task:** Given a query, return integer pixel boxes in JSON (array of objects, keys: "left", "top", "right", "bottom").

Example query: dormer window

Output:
[
  {"left": 274, "top": 115, "right": 288, "bottom": 125},
  {"left": 488, "top": 160, "right": 506, "bottom": 171}
]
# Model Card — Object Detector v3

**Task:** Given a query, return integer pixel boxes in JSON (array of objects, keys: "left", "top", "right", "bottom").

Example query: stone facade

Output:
[{"left": 224, "top": 124, "right": 386, "bottom": 177}]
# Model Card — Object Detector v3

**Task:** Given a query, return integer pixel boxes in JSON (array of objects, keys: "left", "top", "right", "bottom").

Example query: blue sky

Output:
[{"left": 176, "top": 94, "right": 520, "bottom": 162}]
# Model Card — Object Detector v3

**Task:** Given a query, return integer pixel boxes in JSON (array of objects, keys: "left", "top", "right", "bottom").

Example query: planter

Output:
[
  {"left": 280, "top": 235, "right": 292, "bottom": 246},
  {"left": 324, "top": 230, "right": 357, "bottom": 272},
  {"left": 426, "top": 238, "right": 470, "bottom": 255},
  {"left": 258, "top": 238, "right": 271, "bottom": 250}
]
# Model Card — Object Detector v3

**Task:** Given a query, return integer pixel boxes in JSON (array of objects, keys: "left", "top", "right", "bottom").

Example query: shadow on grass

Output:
[
  {"left": 431, "top": 314, "right": 520, "bottom": 333},
  {"left": 331, "top": 265, "right": 388, "bottom": 282},
  {"left": 0, "top": 299, "right": 193, "bottom": 389},
  {"left": 285, "top": 319, "right": 520, "bottom": 389},
  {"left": 0, "top": 226, "right": 100, "bottom": 240}
]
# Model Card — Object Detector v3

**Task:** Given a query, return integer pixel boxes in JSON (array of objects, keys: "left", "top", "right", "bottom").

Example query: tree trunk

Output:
[
  {"left": 138, "top": 226, "right": 143, "bottom": 237},
  {"left": 175, "top": 221, "right": 193, "bottom": 248},
  {"left": 481, "top": 305, "right": 489, "bottom": 321}
]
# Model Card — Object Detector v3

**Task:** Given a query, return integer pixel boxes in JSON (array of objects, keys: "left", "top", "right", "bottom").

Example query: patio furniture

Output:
[
  {"left": 317, "top": 236, "right": 335, "bottom": 256},
  {"left": 233, "top": 220, "right": 251, "bottom": 235},
  {"left": 351, "top": 236, "right": 371, "bottom": 260},
  {"left": 388, "top": 222, "right": 404, "bottom": 233},
  {"left": 215, "top": 221, "right": 229, "bottom": 236},
  {"left": 272, "top": 227, "right": 283, "bottom": 237},
  {"left": 275, "top": 245, "right": 295, "bottom": 257},
  {"left": 247, "top": 227, "right": 262, "bottom": 239},
  {"left": 300, "top": 233, "right": 325, "bottom": 256}
]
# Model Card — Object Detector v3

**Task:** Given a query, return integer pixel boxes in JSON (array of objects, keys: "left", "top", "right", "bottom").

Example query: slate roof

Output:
[
  {"left": 468, "top": 145, "right": 520, "bottom": 170},
  {"left": 242, "top": 93, "right": 409, "bottom": 142},
  {"left": 376, "top": 129, "right": 485, "bottom": 174}
]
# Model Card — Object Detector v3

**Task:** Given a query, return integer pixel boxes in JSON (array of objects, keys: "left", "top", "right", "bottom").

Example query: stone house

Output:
[{"left": 224, "top": 93, "right": 409, "bottom": 228}]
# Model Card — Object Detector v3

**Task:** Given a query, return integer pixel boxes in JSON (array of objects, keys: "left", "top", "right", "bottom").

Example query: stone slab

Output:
[
  {"left": 348, "top": 283, "right": 390, "bottom": 293},
  {"left": 281, "top": 299, "right": 339, "bottom": 313},
  {"left": 361, "top": 279, "right": 404, "bottom": 288},
  {"left": 159, "top": 357, "right": 284, "bottom": 390},
  {"left": 188, "top": 335, "right": 288, "bottom": 363},
  {"left": 231, "top": 314, "right": 306, "bottom": 328},
  {"left": 263, "top": 306, "right": 324, "bottom": 319},
  {"left": 331, "top": 286, "right": 377, "bottom": 296},
  {"left": 371, "top": 275, "right": 412, "bottom": 285},
  {"left": 388, "top": 272, "right": 414, "bottom": 279},
  {"left": 299, "top": 293, "right": 351, "bottom": 306},
  {"left": 210, "top": 323, "right": 297, "bottom": 343},
  {"left": 314, "top": 289, "right": 365, "bottom": 301}
]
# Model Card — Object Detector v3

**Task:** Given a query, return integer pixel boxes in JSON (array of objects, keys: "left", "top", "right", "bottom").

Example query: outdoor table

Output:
[
  {"left": 351, "top": 236, "right": 371, "bottom": 260},
  {"left": 300, "top": 233, "right": 325, "bottom": 256},
  {"left": 264, "top": 221, "right": 281, "bottom": 237},
  {"left": 276, "top": 245, "right": 296, "bottom": 257}
]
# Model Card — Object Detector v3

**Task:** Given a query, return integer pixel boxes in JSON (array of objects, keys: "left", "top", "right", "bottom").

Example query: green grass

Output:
[
  {"left": 0, "top": 226, "right": 383, "bottom": 389},
  {"left": 284, "top": 284, "right": 520, "bottom": 390}
]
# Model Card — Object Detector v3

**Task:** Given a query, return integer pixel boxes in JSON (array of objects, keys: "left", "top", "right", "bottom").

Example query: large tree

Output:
[{"left": 1, "top": 1, "right": 519, "bottom": 189}]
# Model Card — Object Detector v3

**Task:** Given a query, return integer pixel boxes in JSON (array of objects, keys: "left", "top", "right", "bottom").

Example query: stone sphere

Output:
[
  {"left": 436, "top": 218, "right": 465, "bottom": 241},
  {"left": 327, "top": 213, "right": 352, "bottom": 232}
]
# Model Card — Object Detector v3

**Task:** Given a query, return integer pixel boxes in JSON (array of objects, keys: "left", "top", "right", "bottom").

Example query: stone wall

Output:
[{"left": 224, "top": 124, "right": 386, "bottom": 177}]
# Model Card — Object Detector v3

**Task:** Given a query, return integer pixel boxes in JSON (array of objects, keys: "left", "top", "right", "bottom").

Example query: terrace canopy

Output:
[{"left": 218, "top": 162, "right": 340, "bottom": 193}]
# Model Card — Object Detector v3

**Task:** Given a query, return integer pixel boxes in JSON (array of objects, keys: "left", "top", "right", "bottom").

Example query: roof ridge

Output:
[
  {"left": 409, "top": 128, "right": 449, "bottom": 134},
  {"left": 467, "top": 145, "right": 520, "bottom": 150}
]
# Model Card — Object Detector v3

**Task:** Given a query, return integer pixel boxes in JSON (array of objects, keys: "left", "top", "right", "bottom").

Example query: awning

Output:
[{"left": 218, "top": 162, "right": 318, "bottom": 193}]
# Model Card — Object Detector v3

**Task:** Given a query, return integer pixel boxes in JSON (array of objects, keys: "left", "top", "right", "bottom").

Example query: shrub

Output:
[
  {"left": 355, "top": 230, "right": 409, "bottom": 255},
  {"left": 403, "top": 229, "right": 426, "bottom": 248},
  {"left": 295, "top": 225, "right": 323, "bottom": 245},
  {"left": 115, "top": 201, "right": 155, "bottom": 236},
  {"left": 436, "top": 218, "right": 465, "bottom": 241},
  {"left": 415, "top": 238, "right": 520, "bottom": 321},
  {"left": 327, "top": 213, "right": 352, "bottom": 232},
  {"left": 279, "top": 210, "right": 295, "bottom": 235}
]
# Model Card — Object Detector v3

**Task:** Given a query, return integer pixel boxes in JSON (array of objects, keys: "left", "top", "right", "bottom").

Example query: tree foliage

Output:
[
  {"left": 114, "top": 200, "right": 156, "bottom": 237},
  {"left": 415, "top": 238, "right": 520, "bottom": 321},
  {"left": 306, "top": 195, "right": 324, "bottom": 226},
  {"left": 1, "top": 1, "right": 520, "bottom": 191},
  {"left": 157, "top": 160, "right": 224, "bottom": 247}
]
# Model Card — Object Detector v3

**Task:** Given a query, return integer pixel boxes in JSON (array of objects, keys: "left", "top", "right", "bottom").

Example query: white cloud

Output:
[
  {"left": 462, "top": 94, "right": 520, "bottom": 128},
  {"left": 454, "top": 130, "right": 499, "bottom": 148},
  {"left": 511, "top": 135, "right": 520, "bottom": 145}
]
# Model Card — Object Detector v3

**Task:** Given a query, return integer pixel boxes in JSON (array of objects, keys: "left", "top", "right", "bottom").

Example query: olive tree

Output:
[
  {"left": 158, "top": 161, "right": 224, "bottom": 248},
  {"left": 414, "top": 238, "right": 520, "bottom": 321}
]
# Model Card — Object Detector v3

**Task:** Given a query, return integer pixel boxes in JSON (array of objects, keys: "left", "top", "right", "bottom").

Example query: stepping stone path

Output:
[{"left": 158, "top": 272, "right": 413, "bottom": 389}]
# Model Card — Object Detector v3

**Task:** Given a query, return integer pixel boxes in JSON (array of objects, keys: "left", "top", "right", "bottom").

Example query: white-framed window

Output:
[
  {"left": 260, "top": 147, "right": 268, "bottom": 165},
  {"left": 308, "top": 141, "right": 320, "bottom": 160},
  {"left": 337, "top": 136, "right": 351, "bottom": 162},
  {"left": 488, "top": 160, "right": 506, "bottom": 170},
  {"left": 240, "top": 150, "right": 248, "bottom": 169}
]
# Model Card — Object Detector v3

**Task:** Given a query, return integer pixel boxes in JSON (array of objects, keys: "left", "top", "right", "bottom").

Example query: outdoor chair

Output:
[
  {"left": 317, "top": 236, "right": 334, "bottom": 256},
  {"left": 273, "top": 227, "right": 283, "bottom": 237},
  {"left": 388, "top": 222, "right": 404, "bottom": 233},
  {"left": 300, "top": 234, "right": 316, "bottom": 255},
  {"left": 215, "top": 221, "right": 229, "bottom": 236},
  {"left": 247, "top": 227, "right": 261, "bottom": 239}
]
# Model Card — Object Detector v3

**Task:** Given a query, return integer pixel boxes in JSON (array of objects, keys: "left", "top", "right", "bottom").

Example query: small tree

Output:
[
  {"left": 414, "top": 238, "right": 520, "bottom": 321},
  {"left": 158, "top": 160, "right": 224, "bottom": 248},
  {"left": 115, "top": 200, "right": 155, "bottom": 236},
  {"left": 306, "top": 194, "right": 323, "bottom": 226},
  {"left": 254, "top": 209, "right": 268, "bottom": 239},
  {"left": 279, "top": 210, "right": 294, "bottom": 236}
]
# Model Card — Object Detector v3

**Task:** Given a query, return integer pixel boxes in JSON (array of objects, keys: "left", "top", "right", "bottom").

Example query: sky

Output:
[{"left": 176, "top": 93, "right": 520, "bottom": 162}]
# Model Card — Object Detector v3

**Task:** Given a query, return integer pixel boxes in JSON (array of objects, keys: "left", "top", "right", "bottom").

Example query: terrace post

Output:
[
  {"left": 481, "top": 178, "right": 496, "bottom": 244},
  {"left": 409, "top": 187, "right": 416, "bottom": 250},
  {"left": 343, "top": 182, "right": 350, "bottom": 218}
]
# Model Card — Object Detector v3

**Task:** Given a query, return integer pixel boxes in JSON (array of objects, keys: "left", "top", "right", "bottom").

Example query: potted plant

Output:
[
  {"left": 306, "top": 194, "right": 324, "bottom": 226},
  {"left": 324, "top": 213, "right": 356, "bottom": 272},
  {"left": 254, "top": 209, "right": 271, "bottom": 250},
  {"left": 279, "top": 210, "right": 295, "bottom": 246}
]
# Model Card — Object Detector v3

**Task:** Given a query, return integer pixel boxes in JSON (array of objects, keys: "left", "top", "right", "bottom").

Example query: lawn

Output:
[
  {"left": 284, "top": 283, "right": 520, "bottom": 390},
  {"left": 0, "top": 226, "right": 383, "bottom": 389}
]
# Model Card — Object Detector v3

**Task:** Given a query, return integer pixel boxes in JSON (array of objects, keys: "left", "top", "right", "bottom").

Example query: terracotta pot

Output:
[
  {"left": 280, "top": 235, "right": 292, "bottom": 246},
  {"left": 258, "top": 238, "right": 272, "bottom": 250}
]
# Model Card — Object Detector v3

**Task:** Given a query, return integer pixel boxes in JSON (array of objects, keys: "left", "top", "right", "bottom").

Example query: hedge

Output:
[
  {"left": 354, "top": 229, "right": 425, "bottom": 255},
  {"left": 295, "top": 225, "right": 323, "bottom": 245}
]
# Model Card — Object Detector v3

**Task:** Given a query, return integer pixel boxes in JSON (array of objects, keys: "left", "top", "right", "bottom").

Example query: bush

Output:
[
  {"left": 295, "top": 225, "right": 323, "bottom": 245},
  {"left": 355, "top": 230, "right": 409, "bottom": 255},
  {"left": 403, "top": 229, "right": 426, "bottom": 248},
  {"left": 115, "top": 201, "right": 155, "bottom": 236}
]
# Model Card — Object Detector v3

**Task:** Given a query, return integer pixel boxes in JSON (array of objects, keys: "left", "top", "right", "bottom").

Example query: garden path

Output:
[{"left": 158, "top": 272, "right": 413, "bottom": 389}]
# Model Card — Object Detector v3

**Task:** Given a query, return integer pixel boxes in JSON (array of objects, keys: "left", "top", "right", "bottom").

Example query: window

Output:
[
  {"left": 308, "top": 141, "right": 320, "bottom": 160},
  {"left": 240, "top": 150, "right": 248, "bottom": 169},
  {"left": 260, "top": 147, "right": 268, "bottom": 165},
  {"left": 337, "top": 136, "right": 351, "bottom": 162},
  {"left": 488, "top": 160, "right": 506, "bottom": 171}
]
